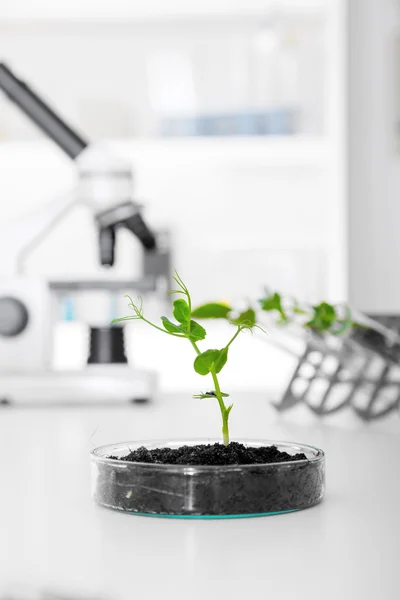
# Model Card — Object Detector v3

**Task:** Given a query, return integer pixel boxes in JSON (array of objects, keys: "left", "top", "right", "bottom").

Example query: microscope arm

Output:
[{"left": 0, "top": 62, "right": 157, "bottom": 268}]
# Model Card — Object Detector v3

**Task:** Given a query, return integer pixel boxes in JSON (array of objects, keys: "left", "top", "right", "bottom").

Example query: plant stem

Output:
[
  {"left": 225, "top": 327, "right": 242, "bottom": 349},
  {"left": 210, "top": 367, "right": 230, "bottom": 446},
  {"left": 190, "top": 340, "right": 230, "bottom": 446},
  {"left": 112, "top": 316, "right": 186, "bottom": 338}
]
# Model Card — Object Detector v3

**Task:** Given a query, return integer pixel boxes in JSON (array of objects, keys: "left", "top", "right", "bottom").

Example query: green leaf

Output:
[
  {"left": 193, "top": 347, "right": 228, "bottom": 376},
  {"left": 189, "top": 320, "right": 206, "bottom": 342},
  {"left": 232, "top": 308, "right": 256, "bottom": 327},
  {"left": 173, "top": 299, "right": 190, "bottom": 327},
  {"left": 259, "top": 292, "right": 287, "bottom": 321},
  {"left": 193, "top": 390, "right": 230, "bottom": 399},
  {"left": 161, "top": 316, "right": 186, "bottom": 335},
  {"left": 214, "top": 347, "right": 228, "bottom": 373},
  {"left": 191, "top": 303, "right": 232, "bottom": 319},
  {"left": 193, "top": 350, "right": 220, "bottom": 375},
  {"left": 161, "top": 316, "right": 206, "bottom": 340},
  {"left": 305, "top": 302, "right": 336, "bottom": 332},
  {"left": 226, "top": 403, "right": 234, "bottom": 416}
]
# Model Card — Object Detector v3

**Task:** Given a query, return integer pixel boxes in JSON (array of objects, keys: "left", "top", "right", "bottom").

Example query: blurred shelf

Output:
[
  {"left": 111, "top": 137, "right": 330, "bottom": 169},
  {"left": 0, "top": 137, "right": 330, "bottom": 170},
  {"left": 0, "top": 0, "right": 327, "bottom": 22}
]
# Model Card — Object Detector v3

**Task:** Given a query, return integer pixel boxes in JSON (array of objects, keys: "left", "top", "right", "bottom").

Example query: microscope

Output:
[{"left": 0, "top": 63, "right": 171, "bottom": 404}]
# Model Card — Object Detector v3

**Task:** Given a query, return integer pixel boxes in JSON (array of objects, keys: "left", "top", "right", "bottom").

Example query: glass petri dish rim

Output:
[{"left": 91, "top": 438, "right": 325, "bottom": 473}]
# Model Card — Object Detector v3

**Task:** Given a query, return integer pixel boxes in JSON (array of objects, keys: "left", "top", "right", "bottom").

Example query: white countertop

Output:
[{"left": 0, "top": 394, "right": 399, "bottom": 600}]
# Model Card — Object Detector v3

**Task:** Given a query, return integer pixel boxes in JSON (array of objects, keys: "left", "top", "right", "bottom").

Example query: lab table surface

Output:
[{"left": 0, "top": 393, "right": 399, "bottom": 600}]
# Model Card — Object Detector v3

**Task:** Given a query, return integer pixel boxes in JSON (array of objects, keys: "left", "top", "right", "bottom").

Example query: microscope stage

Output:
[{"left": 0, "top": 365, "right": 157, "bottom": 406}]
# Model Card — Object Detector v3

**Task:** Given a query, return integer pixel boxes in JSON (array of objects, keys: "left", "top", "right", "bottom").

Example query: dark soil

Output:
[{"left": 109, "top": 442, "right": 307, "bottom": 466}]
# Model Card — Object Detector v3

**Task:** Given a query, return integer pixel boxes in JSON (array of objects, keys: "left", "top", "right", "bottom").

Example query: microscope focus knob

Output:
[{"left": 0, "top": 296, "right": 29, "bottom": 337}]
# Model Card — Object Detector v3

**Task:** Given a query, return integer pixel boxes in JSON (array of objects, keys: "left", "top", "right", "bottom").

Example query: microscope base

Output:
[{"left": 0, "top": 365, "right": 157, "bottom": 406}]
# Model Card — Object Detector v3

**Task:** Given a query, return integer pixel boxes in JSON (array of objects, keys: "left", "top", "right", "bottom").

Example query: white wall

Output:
[{"left": 348, "top": 0, "right": 400, "bottom": 313}]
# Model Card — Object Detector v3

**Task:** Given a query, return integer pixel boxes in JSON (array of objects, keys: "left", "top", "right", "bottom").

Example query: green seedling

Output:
[
  {"left": 259, "top": 292, "right": 357, "bottom": 335},
  {"left": 193, "top": 292, "right": 358, "bottom": 336},
  {"left": 112, "top": 272, "right": 257, "bottom": 446}
]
